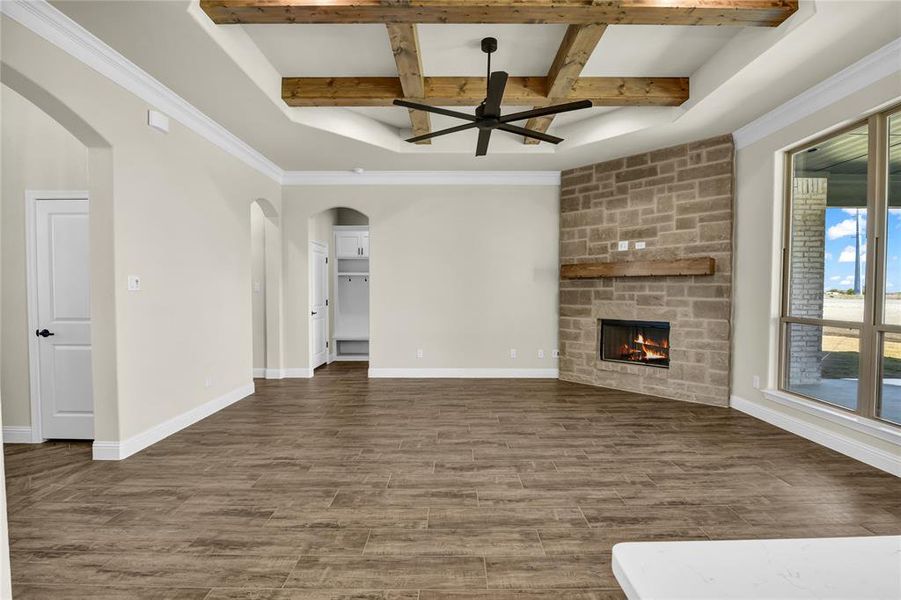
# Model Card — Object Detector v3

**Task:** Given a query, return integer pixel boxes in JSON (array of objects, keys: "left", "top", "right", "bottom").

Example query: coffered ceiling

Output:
[{"left": 46, "top": 1, "right": 901, "bottom": 171}]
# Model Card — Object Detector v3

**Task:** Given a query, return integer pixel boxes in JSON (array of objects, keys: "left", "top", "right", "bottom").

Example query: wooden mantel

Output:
[{"left": 560, "top": 257, "right": 716, "bottom": 279}]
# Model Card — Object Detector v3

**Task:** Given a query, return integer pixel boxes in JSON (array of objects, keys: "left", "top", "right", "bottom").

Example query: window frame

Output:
[{"left": 779, "top": 103, "right": 900, "bottom": 427}]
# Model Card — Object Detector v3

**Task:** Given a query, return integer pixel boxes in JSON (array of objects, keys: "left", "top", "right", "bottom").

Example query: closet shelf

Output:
[
  {"left": 333, "top": 335, "right": 369, "bottom": 342},
  {"left": 337, "top": 271, "right": 370, "bottom": 276}
]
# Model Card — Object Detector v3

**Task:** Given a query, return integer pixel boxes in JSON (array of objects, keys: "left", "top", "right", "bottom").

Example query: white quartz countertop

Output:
[{"left": 613, "top": 536, "right": 901, "bottom": 599}]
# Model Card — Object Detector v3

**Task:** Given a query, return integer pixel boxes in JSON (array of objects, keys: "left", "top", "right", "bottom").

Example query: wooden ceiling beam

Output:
[
  {"left": 282, "top": 76, "right": 689, "bottom": 107},
  {"left": 201, "top": 1, "right": 798, "bottom": 27},
  {"left": 386, "top": 23, "right": 431, "bottom": 144},
  {"left": 524, "top": 23, "right": 606, "bottom": 145}
]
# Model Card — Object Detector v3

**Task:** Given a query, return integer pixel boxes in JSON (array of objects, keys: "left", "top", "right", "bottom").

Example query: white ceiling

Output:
[{"left": 45, "top": 1, "right": 901, "bottom": 170}]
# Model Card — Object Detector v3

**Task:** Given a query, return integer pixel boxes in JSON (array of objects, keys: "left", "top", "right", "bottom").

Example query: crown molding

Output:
[
  {"left": 733, "top": 37, "right": 901, "bottom": 150},
  {"left": 281, "top": 170, "right": 561, "bottom": 186},
  {"left": 1, "top": 0, "right": 284, "bottom": 182}
]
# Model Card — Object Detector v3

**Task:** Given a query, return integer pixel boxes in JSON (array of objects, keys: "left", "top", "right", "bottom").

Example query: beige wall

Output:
[
  {"left": 0, "top": 85, "right": 89, "bottom": 427},
  {"left": 251, "top": 201, "right": 266, "bottom": 371},
  {"left": 733, "top": 73, "right": 900, "bottom": 456},
  {"left": 283, "top": 186, "right": 560, "bottom": 372},
  {"left": 0, "top": 88, "right": 17, "bottom": 600},
  {"left": 2, "top": 17, "right": 281, "bottom": 442}
]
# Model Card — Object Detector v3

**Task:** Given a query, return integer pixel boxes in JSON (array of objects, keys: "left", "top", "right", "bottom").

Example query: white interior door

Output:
[
  {"left": 310, "top": 243, "right": 328, "bottom": 369},
  {"left": 34, "top": 197, "right": 93, "bottom": 439}
]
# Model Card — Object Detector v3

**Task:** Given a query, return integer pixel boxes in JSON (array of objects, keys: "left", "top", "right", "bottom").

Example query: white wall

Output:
[
  {"left": 2, "top": 16, "right": 281, "bottom": 444},
  {"left": 250, "top": 201, "right": 266, "bottom": 372},
  {"left": 283, "top": 185, "right": 560, "bottom": 374},
  {"left": 732, "top": 71, "right": 900, "bottom": 465},
  {"left": 0, "top": 84, "right": 89, "bottom": 428}
]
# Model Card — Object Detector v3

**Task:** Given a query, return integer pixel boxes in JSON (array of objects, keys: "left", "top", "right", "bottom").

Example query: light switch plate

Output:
[
  {"left": 416, "top": 348, "right": 424, "bottom": 359},
  {"left": 510, "top": 349, "right": 517, "bottom": 359},
  {"left": 538, "top": 349, "right": 545, "bottom": 359},
  {"left": 253, "top": 281, "right": 262, "bottom": 293},
  {"left": 617, "top": 241, "right": 629, "bottom": 251},
  {"left": 635, "top": 241, "right": 646, "bottom": 249},
  {"left": 552, "top": 349, "right": 560, "bottom": 358},
  {"left": 127, "top": 275, "right": 141, "bottom": 291}
]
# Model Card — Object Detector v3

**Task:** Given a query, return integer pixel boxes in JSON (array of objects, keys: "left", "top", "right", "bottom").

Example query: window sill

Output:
[{"left": 762, "top": 389, "right": 901, "bottom": 445}]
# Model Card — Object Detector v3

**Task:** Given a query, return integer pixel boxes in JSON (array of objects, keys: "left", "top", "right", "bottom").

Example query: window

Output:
[{"left": 781, "top": 103, "right": 900, "bottom": 427}]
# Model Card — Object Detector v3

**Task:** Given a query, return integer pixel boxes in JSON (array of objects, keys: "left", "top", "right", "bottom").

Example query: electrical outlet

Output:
[
  {"left": 752, "top": 375, "right": 761, "bottom": 390},
  {"left": 635, "top": 241, "right": 646, "bottom": 249},
  {"left": 617, "top": 240, "right": 629, "bottom": 251},
  {"left": 510, "top": 349, "right": 517, "bottom": 359},
  {"left": 552, "top": 349, "right": 560, "bottom": 358},
  {"left": 127, "top": 275, "right": 141, "bottom": 291},
  {"left": 416, "top": 348, "right": 424, "bottom": 359},
  {"left": 204, "top": 376, "right": 213, "bottom": 388},
  {"left": 538, "top": 349, "right": 545, "bottom": 359}
]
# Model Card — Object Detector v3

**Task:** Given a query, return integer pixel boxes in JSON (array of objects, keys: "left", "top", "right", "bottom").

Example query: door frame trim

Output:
[
  {"left": 309, "top": 240, "right": 328, "bottom": 373},
  {"left": 24, "top": 190, "right": 90, "bottom": 443}
]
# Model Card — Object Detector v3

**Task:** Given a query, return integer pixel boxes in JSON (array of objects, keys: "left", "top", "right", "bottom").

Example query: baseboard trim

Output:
[
  {"left": 731, "top": 394, "right": 900, "bottom": 477},
  {"left": 92, "top": 382, "right": 255, "bottom": 461},
  {"left": 2, "top": 426, "right": 36, "bottom": 444},
  {"left": 252, "top": 368, "right": 265, "bottom": 378},
  {"left": 368, "top": 368, "right": 559, "bottom": 379},
  {"left": 264, "top": 368, "right": 313, "bottom": 379}
]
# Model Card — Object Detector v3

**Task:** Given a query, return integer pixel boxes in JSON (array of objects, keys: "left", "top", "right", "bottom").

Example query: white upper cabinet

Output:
[
  {"left": 359, "top": 231, "right": 370, "bottom": 258},
  {"left": 335, "top": 228, "right": 369, "bottom": 258}
]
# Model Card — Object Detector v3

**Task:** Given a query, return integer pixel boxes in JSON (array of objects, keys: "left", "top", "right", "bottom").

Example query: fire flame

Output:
[{"left": 620, "top": 332, "right": 669, "bottom": 362}]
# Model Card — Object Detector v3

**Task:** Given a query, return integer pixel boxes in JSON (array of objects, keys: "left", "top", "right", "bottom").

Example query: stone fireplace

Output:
[{"left": 558, "top": 135, "right": 734, "bottom": 407}]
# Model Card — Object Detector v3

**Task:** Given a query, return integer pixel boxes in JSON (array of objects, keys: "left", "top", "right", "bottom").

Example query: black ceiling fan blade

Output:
[
  {"left": 393, "top": 99, "right": 477, "bottom": 122},
  {"left": 484, "top": 71, "right": 508, "bottom": 117},
  {"left": 404, "top": 122, "right": 478, "bottom": 144},
  {"left": 498, "top": 123, "right": 564, "bottom": 145},
  {"left": 500, "top": 100, "right": 593, "bottom": 124},
  {"left": 476, "top": 129, "right": 492, "bottom": 157}
]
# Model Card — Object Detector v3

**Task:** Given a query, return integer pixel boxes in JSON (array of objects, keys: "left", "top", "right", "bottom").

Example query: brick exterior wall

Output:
[
  {"left": 559, "top": 135, "right": 734, "bottom": 407},
  {"left": 787, "top": 178, "right": 827, "bottom": 385}
]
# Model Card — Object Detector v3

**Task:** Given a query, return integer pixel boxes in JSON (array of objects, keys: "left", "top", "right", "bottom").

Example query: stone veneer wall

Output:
[
  {"left": 559, "top": 135, "right": 734, "bottom": 407},
  {"left": 787, "top": 178, "right": 827, "bottom": 385}
]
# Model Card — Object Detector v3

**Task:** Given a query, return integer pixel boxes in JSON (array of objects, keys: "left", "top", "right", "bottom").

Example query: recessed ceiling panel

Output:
[
  {"left": 242, "top": 24, "right": 398, "bottom": 76},
  {"left": 584, "top": 25, "right": 740, "bottom": 77},
  {"left": 418, "top": 24, "right": 567, "bottom": 76}
]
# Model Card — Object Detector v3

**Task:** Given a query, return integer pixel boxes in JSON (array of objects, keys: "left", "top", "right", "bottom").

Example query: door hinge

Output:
[
  {"left": 325, "top": 257, "right": 328, "bottom": 263},
  {"left": 326, "top": 299, "right": 329, "bottom": 306},
  {"left": 326, "top": 341, "right": 329, "bottom": 348}
]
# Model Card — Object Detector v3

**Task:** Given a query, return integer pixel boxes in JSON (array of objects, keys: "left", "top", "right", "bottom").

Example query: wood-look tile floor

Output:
[{"left": 4, "top": 362, "right": 900, "bottom": 599}]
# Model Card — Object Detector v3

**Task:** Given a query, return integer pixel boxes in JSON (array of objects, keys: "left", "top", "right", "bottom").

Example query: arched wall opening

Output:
[
  {"left": 0, "top": 66, "right": 117, "bottom": 445},
  {"left": 308, "top": 207, "right": 370, "bottom": 373},
  {"left": 250, "top": 197, "right": 281, "bottom": 379}
]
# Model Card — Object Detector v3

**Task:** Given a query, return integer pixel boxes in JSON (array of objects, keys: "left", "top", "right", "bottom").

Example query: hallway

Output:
[{"left": 4, "top": 363, "right": 900, "bottom": 598}]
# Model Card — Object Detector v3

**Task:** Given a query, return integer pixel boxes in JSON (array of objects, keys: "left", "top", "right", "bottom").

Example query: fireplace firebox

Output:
[{"left": 599, "top": 319, "right": 670, "bottom": 368}]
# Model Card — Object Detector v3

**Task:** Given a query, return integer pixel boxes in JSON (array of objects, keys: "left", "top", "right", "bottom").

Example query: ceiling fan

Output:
[{"left": 394, "top": 37, "right": 592, "bottom": 156}]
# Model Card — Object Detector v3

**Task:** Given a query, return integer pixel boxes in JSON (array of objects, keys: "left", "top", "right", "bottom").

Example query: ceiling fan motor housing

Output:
[{"left": 481, "top": 37, "right": 498, "bottom": 54}]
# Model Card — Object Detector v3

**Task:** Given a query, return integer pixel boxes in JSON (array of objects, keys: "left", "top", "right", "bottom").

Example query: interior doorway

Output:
[
  {"left": 26, "top": 191, "right": 94, "bottom": 440},
  {"left": 308, "top": 207, "right": 369, "bottom": 374}
]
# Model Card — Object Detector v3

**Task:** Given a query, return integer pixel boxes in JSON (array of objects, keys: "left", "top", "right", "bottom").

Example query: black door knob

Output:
[{"left": 36, "top": 329, "right": 55, "bottom": 338}]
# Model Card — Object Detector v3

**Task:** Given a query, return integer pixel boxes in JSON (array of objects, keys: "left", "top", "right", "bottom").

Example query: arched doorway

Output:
[{"left": 249, "top": 198, "right": 280, "bottom": 379}]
